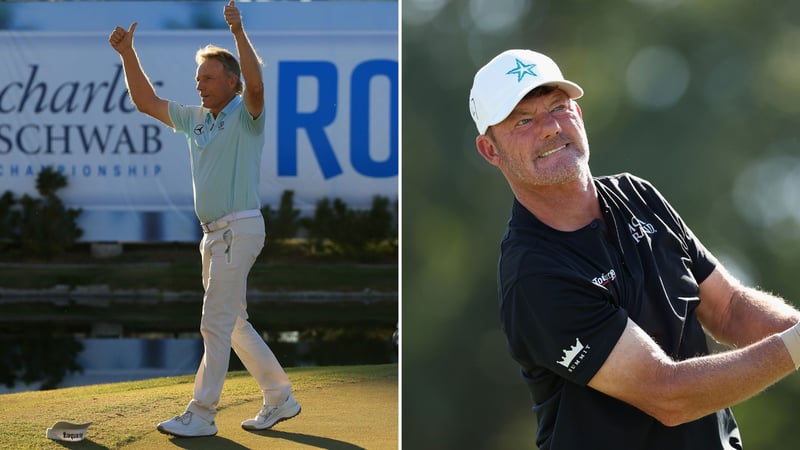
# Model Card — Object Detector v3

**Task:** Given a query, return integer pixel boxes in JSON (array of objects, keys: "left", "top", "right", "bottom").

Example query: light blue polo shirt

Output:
[{"left": 169, "top": 96, "right": 265, "bottom": 223}]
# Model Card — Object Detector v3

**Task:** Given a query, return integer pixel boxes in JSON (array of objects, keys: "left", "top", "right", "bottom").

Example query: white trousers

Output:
[{"left": 185, "top": 216, "right": 292, "bottom": 422}]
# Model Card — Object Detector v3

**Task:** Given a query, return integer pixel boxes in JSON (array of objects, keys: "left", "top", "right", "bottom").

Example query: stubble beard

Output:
[{"left": 505, "top": 145, "right": 591, "bottom": 188}]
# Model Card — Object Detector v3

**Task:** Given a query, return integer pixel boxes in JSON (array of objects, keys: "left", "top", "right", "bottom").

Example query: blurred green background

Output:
[{"left": 402, "top": 0, "right": 800, "bottom": 448}]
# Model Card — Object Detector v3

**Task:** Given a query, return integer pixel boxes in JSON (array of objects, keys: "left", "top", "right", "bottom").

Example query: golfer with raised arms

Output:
[
  {"left": 472, "top": 48, "right": 800, "bottom": 449},
  {"left": 109, "top": 1, "right": 300, "bottom": 438}
]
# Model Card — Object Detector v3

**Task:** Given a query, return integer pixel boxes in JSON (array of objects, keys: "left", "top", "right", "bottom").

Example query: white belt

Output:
[{"left": 200, "top": 209, "right": 261, "bottom": 233}]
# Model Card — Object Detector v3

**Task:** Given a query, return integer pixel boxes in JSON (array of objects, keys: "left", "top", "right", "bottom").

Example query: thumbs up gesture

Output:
[
  {"left": 224, "top": 1, "right": 243, "bottom": 34},
  {"left": 108, "top": 22, "right": 137, "bottom": 54}
]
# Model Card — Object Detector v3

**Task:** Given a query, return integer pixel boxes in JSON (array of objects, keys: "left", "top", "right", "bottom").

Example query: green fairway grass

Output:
[{"left": 0, "top": 364, "right": 397, "bottom": 450}]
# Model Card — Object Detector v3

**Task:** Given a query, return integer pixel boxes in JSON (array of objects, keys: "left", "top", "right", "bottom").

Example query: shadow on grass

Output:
[
  {"left": 147, "top": 431, "right": 364, "bottom": 449},
  {"left": 247, "top": 429, "right": 366, "bottom": 449},
  {"left": 163, "top": 435, "right": 251, "bottom": 450},
  {"left": 53, "top": 439, "right": 110, "bottom": 449}
]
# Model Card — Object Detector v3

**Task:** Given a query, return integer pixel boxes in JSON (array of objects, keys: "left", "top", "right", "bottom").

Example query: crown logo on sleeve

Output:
[{"left": 556, "top": 338, "right": 585, "bottom": 368}]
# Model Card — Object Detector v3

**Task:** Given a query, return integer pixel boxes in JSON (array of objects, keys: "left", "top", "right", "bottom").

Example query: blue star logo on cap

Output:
[{"left": 506, "top": 58, "right": 537, "bottom": 82}]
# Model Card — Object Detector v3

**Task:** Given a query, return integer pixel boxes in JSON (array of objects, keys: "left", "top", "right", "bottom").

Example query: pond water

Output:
[{"left": 0, "top": 325, "right": 397, "bottom": 394}]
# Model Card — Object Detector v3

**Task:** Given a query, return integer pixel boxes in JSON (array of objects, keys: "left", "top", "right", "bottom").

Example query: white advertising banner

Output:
[{"left": 0, "top": 2, "right": 398, "bottom": 242}]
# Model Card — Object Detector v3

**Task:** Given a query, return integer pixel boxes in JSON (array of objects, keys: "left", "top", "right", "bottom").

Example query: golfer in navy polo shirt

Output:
[
  {"left": 470, "top": 49, "right": 800, "bottom": 449},
  {"left": 109, "top": 1, "right": 299, "bottom": 438}
]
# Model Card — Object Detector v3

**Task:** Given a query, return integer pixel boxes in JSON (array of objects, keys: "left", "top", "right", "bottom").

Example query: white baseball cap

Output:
[
  {"left": 469, "top": 49, "right": 584, "bottom": 135},
  {"left": 46, "top": 421, "right": 93, "bottom": 442}
]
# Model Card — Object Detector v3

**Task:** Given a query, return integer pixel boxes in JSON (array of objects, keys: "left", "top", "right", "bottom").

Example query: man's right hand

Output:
[{"left": 108, "top": 22, "right": 137, "bottom": 54}]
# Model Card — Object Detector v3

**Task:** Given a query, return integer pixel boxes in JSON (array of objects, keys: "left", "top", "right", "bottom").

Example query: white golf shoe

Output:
[
  {"left": 156, "top": 411, "right": 217, "bottom": 437},
  {"left": 241, "top": 394, "right": 302, "bottom": 430}
]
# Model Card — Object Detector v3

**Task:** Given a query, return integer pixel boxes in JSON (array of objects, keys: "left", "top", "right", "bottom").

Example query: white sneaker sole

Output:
[
  {"left": 241, "top": 404, "right": 302, "bottom": 431},
  {"left": 156, "top": 424, "right": 218, "bottom": 438}
]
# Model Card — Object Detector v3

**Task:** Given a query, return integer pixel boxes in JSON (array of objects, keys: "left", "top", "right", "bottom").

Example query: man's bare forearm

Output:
[
  {"left": 232, "top": 28, "right": 264, "bottom": 95},
  {"left": 223, "top": 0, "right": 263, "bottom": 115},
  {"left": 697, "top": 266, "right": 800, "bottom": 348},
  {"left": 118, "top": 48, "right": 159, "bottom": 112},
  {"left": 723, "top": 285, "right": 800, "bottom": 347},
  {"left": 590, "top": 317, "right": 797, "bottom": 427}
]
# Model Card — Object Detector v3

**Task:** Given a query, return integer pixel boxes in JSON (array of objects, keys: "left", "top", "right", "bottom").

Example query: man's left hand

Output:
[{"left": 224, "top": 0, "right": 242, "bottom": 33}]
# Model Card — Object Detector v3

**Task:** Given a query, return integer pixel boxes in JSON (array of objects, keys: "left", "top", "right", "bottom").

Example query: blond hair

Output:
[{"left": 195, "top": 45, "right": 243, "bottom": 94}]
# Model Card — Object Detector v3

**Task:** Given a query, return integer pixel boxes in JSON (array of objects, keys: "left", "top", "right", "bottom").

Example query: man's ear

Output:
[
  {"left": 574, "top": 101, "right": 582, "bottom": 118},
  {"left": 476, "top": 134, "right": 501, "bottom": 167}
]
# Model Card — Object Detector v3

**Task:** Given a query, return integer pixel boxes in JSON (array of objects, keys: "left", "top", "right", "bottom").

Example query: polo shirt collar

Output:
[{"left": 205, "top": 95, "right": 242, "bottom": 121}]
